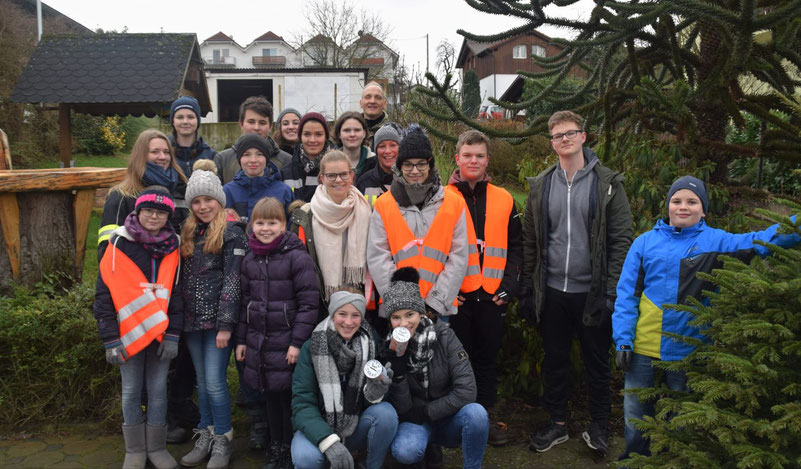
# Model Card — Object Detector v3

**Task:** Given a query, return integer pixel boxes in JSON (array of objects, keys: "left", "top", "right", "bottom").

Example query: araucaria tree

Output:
[
  {"left": 621, "top": 205, "right": 801, "bottom": 467},
  {"left": 415, "top": 0, "right": 801, "bottom": 183}
]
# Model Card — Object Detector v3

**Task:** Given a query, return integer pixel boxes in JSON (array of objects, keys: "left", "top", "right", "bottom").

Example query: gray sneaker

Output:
[
  {"left": 207, "top": 430, "right": 233, "bottom": 469},
  {"left": 529, "top": 422, "right": 569, "bottom": 452},
  {"left": 180, "top": 427, "right": 213, "bottom": 467}
]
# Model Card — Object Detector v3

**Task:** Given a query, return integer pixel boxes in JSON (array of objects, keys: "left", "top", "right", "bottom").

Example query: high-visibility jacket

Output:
[
  {"left": 374, "top": 189, "right": 480, "bottom": 305},
  {"left": 99, "top": 244, "right": 179, "bottom": 358},
  {"left": 449, "top": 184, "right": 514, "bottom": 294}
]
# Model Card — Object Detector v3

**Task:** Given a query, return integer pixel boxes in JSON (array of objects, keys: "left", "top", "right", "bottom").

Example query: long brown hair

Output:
[
  {"left": 272, "top": 110, "right": 301, "bottom": 150},
  {"left": 180, "top": 198, "right": 227, "bottom": 257},
  {"left": 333, "top": 111, "right": 368, "bottom": 147},
  {"left": 113, "top": 130, "right": 187, "bottom": 198}
]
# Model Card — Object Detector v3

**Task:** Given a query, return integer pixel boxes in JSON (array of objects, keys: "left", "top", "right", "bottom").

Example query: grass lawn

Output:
[{"left": 36, "top": 153, "right": 128, "bottom": 169}]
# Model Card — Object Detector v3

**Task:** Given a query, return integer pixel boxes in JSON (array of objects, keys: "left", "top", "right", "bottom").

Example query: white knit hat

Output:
[{"left": 185, "top": 170, "right": 226, "bottom": 207}]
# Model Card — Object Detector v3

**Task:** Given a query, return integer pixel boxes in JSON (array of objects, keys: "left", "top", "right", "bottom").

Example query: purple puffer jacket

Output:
[{"left": 236, "top": 231, "right": 320, "bottom": 392}]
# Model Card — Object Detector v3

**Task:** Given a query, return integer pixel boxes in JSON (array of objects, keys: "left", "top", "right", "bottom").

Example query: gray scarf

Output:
[{"left": 390, "top": 165, "right": 441, "bottom": 207}]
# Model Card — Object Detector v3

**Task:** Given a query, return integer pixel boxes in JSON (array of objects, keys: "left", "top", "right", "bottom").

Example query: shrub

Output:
[{"left": 73, "top": 114, "right": 126, "bottom": 155}]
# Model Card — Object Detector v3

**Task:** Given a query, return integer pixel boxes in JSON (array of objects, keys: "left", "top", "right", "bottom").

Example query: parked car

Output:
[{"left": 478, "top": 105, "right": 503, "bottom": 120}]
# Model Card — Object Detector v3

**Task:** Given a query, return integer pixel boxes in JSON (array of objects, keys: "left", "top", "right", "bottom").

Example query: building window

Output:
[
  {"left": 532, "top": 44, "right": 546, "bottom": 58},
  {"left": 513, "top": 44, "right": 527, "bottom": 59},
  {"left": 262, "top": 48, "right": 277, "bottom": 57}
]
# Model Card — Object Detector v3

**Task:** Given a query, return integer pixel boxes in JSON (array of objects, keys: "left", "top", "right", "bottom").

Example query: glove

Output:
[
  {"left": 324, "top": 441, "right": 354, "bottom": 469},
  {"left": 616, "top": 348, "right": 632, "bottom": 372},
  {"left": 157, "top": 339, "right": 179, "bottom": 361},
  {"left": 586, "top": 296, "right": 615, "bottom": 326},
  {"left": 363, "top": 363, "right": 394, "bottom": 403},
  {"left": 518, "top": 289, "right": 535, "bottom": 323},
  {"left": 405, "top": 405, "right": 429, "bottom": 425},
  {"left": 105, "top": 340, "right": 128, "bottom": 365},
  {"left": 387, "top": 354, "right": 408, "bottom": 382}
]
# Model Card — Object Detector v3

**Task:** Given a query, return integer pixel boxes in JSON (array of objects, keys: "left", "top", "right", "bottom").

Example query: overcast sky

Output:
[{"left": 43, "top": 0, "right": 590, "bottom": 77}]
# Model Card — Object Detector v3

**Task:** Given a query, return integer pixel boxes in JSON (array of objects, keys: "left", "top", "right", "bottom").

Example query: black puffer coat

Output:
[
  {"left": 235, "top": 232, "right": 320, "bottom": 392},
  {"left": 181, "top": 220, "right": 247, "bottom": 332}
]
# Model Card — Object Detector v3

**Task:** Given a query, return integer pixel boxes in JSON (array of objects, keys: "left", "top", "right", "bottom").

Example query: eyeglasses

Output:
[
  {"left": 550, "top": 129, "right": 583, "bottom": 141},
  {"left": 139, "top": 208, "right": 169, "bottom": 219},
  {"left": 322, "top": 171, "right": 353, "bottom": 182},
  {"left": 400, "top": 161, "right": 430, "bottom": 172}
]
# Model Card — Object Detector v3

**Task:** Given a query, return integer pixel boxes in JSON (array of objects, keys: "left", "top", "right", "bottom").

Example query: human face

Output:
[
  {"left": 360, "top": 85, "right": 386, "bottom": 120},
  {"left": 147, "top": 137, "right": 171, "bottom": 170},
  {"left": 173, "top": 109, "right": 198, "bottom": 137},
  {"left": 239, "top": 109, "right": 272, "bottom": 138},
  {"left": 191, "top": 196, "right": 220, "bottom": 224},
  {"left": 301, "top": 121, "right": 326, "bottom": 158},
  {"left": 389, "top": 308, "right": 422, "bottom": 339},
  {"left": 339, "top": 118, "right": 366, "bottom": 150},
  {"left": 252, "top": 217, "right": 286, "bottom": 244},
  {"left": 138, "top": 208, "right": 169, "bottom": 235},
  {"left": 400, "top": 158, "right": 430, "bottom": 184},
  {"left": 549, "top": 121, "right": 586, "bottom": 160},
  {"left": 455, "top": 143, "right": 489, "bottom": 183},
  {"left": 376, "top": 141, "right": 398, "bottom": 171},
  {"left": 333, "top": 303, "right": 362, "bottom": 341},
  {"left": 241, "top": 148, "right": 267, "bottom": 177},
  {"left": 320, "top": 160, "right": 353, "bottom": 204},
  {"left": 280, "top": 113, "right": 300, "bottom": 143},
  {"left": 668, "top": 189, "right": 705, "bottom": 228}
]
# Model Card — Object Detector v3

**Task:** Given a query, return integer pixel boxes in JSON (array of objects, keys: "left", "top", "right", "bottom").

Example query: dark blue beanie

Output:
[
  {"left": 667, "top": 175, "right": 708, "bottom": 214},
  {"left": 170, "top": 96, "right": 201, "bottom": 127}
]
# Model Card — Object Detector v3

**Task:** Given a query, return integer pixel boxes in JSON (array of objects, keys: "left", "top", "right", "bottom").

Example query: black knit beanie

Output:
[
  {"left": 397, "top": 123, "right": 434, "bottom": 169},
  {"left": 235, "top": 133, "right": 272, "bottom": 164}
]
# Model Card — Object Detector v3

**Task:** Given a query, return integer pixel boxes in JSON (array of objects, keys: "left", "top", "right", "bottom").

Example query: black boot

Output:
[
  {"left": 246, "top": 404, "right": 270, "bottom": 450},
  {"left": 261, "top": 441, "right": 282, "bottom": 469},
  {"left": 277, "top": 442, "right": 292, "bottom": 469},
  {"left": 425, "top": 444, "right": 443, "bottom": 469}
]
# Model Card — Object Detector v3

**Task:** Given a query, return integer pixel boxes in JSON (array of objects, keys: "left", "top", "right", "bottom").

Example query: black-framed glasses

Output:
[
  {"left": 550, "top": 129, "right": 583, "bottom": 141},
  {"left": 400, "top": 161, "right": 429, "bottom": 172},
  {"left": 323, "top": 171, "right": 353, "bottom": 182},
  {"left": 139, "top": 208, "right": 169, "bottom": 219}
]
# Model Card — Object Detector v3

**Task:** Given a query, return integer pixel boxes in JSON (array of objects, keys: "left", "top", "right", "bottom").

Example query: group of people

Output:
[{"left": 93, "top": 80, "right": 800, "bottom": 469}]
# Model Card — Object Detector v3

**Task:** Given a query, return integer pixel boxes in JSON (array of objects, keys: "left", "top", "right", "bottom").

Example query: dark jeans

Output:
[
  {"left": 449, "top": 297, "right": 506, "bottom": 409},
  {"left": 264, "top": 391, "right": 292, "bottom": 445},
  {"left": 166, "top": 339, "right": 199, "bottom": 428},
  {"left": 541, "top": 287, "right": 611, "bottom": 424}
]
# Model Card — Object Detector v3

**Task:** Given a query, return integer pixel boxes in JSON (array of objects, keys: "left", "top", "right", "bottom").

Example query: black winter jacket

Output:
[
  {"left": 355, "top": 164, "right": 392, "bottom": 203},
  {"left": 181, "top": 221, "right": 248, "bottom": 332},
  {"left": 169, "top": 135, "right": 216, "bottom": 180},
  {"left": 280, "top": 143, "right": 332, "bottom": 203}
]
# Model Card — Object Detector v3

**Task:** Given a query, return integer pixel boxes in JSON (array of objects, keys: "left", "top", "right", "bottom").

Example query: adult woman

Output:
[
  {"left": 94, "top": 188, "right": 182, "bottom": 469},
  {"left": 355, "top": 122, "right": 402, "bottom": 206},
  {"left": 333, "top": 111, "right": 375, "bottom": 179},
  {"left": 273, "top": 108, "right": 301, "bottom": 154},
  {"left": 178, "top": 161, "right": 247, "bottom": 469},
  {"left": 281, "top": 112, "right": 333, "bottom": 203},
  {"left": 98, "top": 130, "right": 187, "bottom": 257},
  {"left": 291, "top": 290, "right": 398, "bottom": 469},
  {"left": 168, "top": 96, "right": 216, "bottom": 179},
  {"left": 383, "top": 268, "right": 489, "bottom": 469},
  {"left": 290, "top": 150, "right": 372, "bottom": 307}
]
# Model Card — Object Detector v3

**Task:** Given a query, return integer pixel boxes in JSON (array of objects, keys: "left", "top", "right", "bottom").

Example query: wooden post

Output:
[
  {"left": 0, "top": 128, "right": 10, "bottom": 170},
  {"left": 334, "top": 83, "right": 338, "bottom": 120},
  {"left": 0, "top": 193, "right": 21, "bottom": 280},
  {"left": 59, "top": 103, "right": 72, "bottom": 168},
  {"left": 73, "top": 189, "right": 96, "bottom": 275}
]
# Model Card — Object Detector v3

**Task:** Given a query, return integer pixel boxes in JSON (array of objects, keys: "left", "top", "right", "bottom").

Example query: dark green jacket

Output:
[{"left": 521, "top": 153, "right": 633, "bottom": 325}]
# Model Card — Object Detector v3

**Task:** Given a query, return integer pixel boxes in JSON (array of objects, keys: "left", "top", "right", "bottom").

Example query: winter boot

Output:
[
  {"left": 207, "top": 428, "right": 233, "bottom": 469},
  {"left": 246, "top": 404, "right": 270, "bottom": 450},
  {"left": 122, "top": 423, "right": 147, "bottom": 469},
  {"left": 145, "top": 424, "right": 178, "bottom": 469},
  {"left": 179, "top": 426, "right": 213, "bottom": 467},
  {"left": 261, "top": 441, "right": 282, "bottom": 469},
  {"left": 278, "top": 442, "right": 292, "bottom": 469}
]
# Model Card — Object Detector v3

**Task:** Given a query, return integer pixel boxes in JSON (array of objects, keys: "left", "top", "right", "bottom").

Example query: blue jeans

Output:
[
  {"left": 184, "top": 330, "right": 233, "bottom": 435},
  {"left": 291, "top": 402, "right": 398, "bottom": 469},
  {"left": 119, "top": 341, "right": 170, "bottom": 426},
  {"left": 620, "top": 353, "right": 689, "bottom": 460},
  {"left": 391, "top": 403, "right": 489, "bottom": 469}
]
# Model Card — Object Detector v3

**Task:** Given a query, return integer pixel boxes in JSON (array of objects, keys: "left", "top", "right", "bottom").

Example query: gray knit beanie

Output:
[
  {"left": 383, "top": 267, "right": 426, "bottom": 316},
  {"left": 276, "top": 108, "right": 301, "bottom": 126},
  {"left": 328, "top": 291, "right": 366, "bottom": 317},
  {"left": 185, "top": 170, "right": 226, "bottom": 207},
  {"left": 373, "top": 122, "right": 403, "bottom": 152}
]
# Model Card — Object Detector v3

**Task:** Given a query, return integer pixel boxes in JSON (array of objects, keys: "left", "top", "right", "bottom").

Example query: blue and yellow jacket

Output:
[{"left": 612, "top": 217, "right": 800, "bottom": 362}]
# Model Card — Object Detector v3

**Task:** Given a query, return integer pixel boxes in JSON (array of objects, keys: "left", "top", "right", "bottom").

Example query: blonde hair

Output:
[
  {"left": 456, "top": 130, "right": 491, "bottom": 154},
  {"left": 113, "top": 130, "right": 187, "bottom": 198},
  {"left": 318, "top": 149, "right": 352, "bottom": 175},
  {"left": 181, "top": 198, "right": 227, "bottom": 257}
]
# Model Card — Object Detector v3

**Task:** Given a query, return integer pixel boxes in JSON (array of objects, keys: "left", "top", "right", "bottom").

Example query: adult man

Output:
[
  {"left": 520, "top": 111, "right": 633, "bottom": 457},
  {"left": 447, "top": 130, "right": 522, "bottom": 447},
  {"left": 355, "top": 122, "right": 402, "bottom": 206},
  {"left": 359, "top": 82, "right": 387, "bottom": 148},
  {"left": 214, "top": 96, "right": 292, "bottom": 184}
]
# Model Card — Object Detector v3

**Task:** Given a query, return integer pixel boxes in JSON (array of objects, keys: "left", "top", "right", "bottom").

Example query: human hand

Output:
[
  {"left": 323, "top": 441, "right": 354, "bottom": 469},
  {"left": 157, "top": 339, "right": 179, "bottom": 361},
  {"left": 235, "top": 344, "right": 246, "bottom": 362},
  {"left": 363, "top": 362, "right": 393, "bottom": 403},
  {"left": 286, "top": 345, "right": 300, "bottom": 365},
  {"left": 105, "top": 341, "right": 128, "bottom": 365},
  {"left": 492, "top": 291, "right": 509, "bottom": 306},
  {"left": 216, "top": 330, "right": 231, "bottom": 349},
  {"left": 616, "top": 349, "right": 632, "bottom": 372},
  {"left": 457, "top": 295, "right": 466, "bottom": 306}
]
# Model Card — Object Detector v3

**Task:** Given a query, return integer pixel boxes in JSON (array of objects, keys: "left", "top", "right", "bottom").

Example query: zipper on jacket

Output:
[
  {"left": 563, "top": 169, "right": 572, "bottom": 292},
  {"left": 247, "top": 301, "right": 252, "bottom": 324},
  {"left": 283, "top": 303, "right": 290, "bottom": 328}
]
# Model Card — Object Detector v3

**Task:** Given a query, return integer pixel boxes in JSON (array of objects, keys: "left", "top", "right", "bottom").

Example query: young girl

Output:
[
  {"left": 94, "top": 188, "right": 182, "bottom": 469},
  {"left": 235, "top": 197, "right": 320, "bottom": 469},
  {"left": 333, "top": 111, "right": 375, "bottom": 178},
  {"left": 179, "top": 160, "right": 247, "bottom": 469}
]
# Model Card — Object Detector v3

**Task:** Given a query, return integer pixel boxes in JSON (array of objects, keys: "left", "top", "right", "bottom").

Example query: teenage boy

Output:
[
  {"left": 360, "top": 82, "right": 387, "bottom": 148},
  {"left": 355, "top": 122, "right": 402, "bottom": 206},
  {"left": 447, "top": 130, "right": 522, "bottom": 447},
  {"left": 520, "top": 110, "right": 633, "bottom": 457},
  {"left": 214, "top": 96, "right": 292, "bottom": 184},
  {"left": 169, "top": 96, "right": 216, "bottom": 179}
]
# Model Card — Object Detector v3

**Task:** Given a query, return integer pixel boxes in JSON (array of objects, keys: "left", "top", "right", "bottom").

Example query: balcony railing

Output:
[
  {"left": 203, "top": 56, "right": 236, "bottom": 66},
  {"left": 252, "top": 56, "right": 286, "bottom": 66},
  {"left": 350, "top": 57, "right": 385, "bottom": 67}
]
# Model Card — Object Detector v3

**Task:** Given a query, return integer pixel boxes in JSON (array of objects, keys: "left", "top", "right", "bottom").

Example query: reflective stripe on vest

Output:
[
  {"left": 444, "top": 186, "right": 482, "bottom": 293},
  {"left": 98, "top": 224, "right": 119, "bottom": 245},
  {"left": 99, "top": 244, "right": 179, "bottom": 358},
  {"left": 374, "top": 190, "right": 468, "bottom": 306},
  {"left": 452, "top": 183, "right": 514, "bottom": 294}
]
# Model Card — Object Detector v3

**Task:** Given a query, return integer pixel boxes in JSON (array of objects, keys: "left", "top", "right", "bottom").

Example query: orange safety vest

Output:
[
  {"left": 374, "top": 189, "right": 480, "bottom": 306},
  {"left": 449, "top": 183, "right": 514, "bottom": 294},
  {"left": 99, "top": 241, "right": 179, "bottom": 359}
]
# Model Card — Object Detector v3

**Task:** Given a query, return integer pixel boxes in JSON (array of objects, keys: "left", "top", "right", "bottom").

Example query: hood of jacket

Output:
[
  {"left": 654, "top": 218, "right": 707, "bottom": 238},
  {"left": 232, "top": 162, "right": 282, "bottom": 193},
  {"left": 447, "top": 168, "right": 491, "bottom": 186}
]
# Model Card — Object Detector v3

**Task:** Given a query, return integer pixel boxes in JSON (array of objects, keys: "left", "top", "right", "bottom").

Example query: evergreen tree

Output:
[
  {"left": 462, "top": 70, "right": 481, "bottom": 118},
  {"left": 413, "top": 0, "right": 801, "bottom": 183},
  {"left": 621, "top": 204, "right": 801, "bottom": 468}
]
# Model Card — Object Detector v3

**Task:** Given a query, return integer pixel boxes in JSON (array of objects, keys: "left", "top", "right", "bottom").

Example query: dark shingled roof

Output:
[
  {"left": 9, "top": 33, "right": 211, "bottom": 116},
  {"left": 254, "top": 31, "right": 284, "bottom": 42}
]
